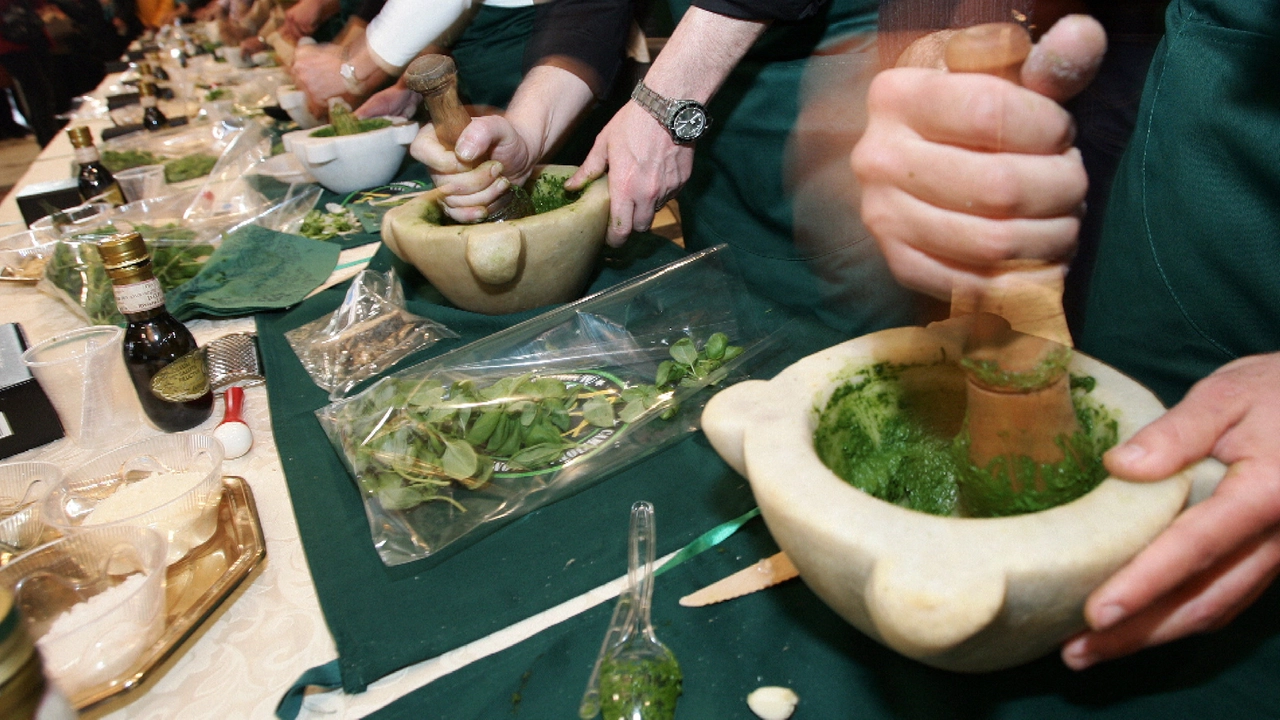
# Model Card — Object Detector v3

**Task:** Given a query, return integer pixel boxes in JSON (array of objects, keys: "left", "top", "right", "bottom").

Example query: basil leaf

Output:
[
  {"left": 442, "top": 438, "right": 479, "bottom": 480},
  {"left": 583, "top": 396, "right": 615, "bottom": 428},
  {"left": 670, "top": 337, "right": 698, "bottom": 366}
]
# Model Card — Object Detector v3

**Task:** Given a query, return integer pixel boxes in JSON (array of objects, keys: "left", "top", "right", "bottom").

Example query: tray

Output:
[{"left": 73, "top": 475, "right": 267, "bottom": 711}]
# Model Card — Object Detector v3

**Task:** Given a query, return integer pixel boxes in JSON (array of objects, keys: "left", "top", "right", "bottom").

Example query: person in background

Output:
[
  {"left": 289, "top": 0, "right": 540, "bottom": 123},
  {"left": 0, "top": 0, "right": 60, "bottom": 145},
  {"left": 851, "top": 0, "right": 1280, "bottom": 669},
  {"left": 415, "top": 0, "right": 933, "bottom": 336}
]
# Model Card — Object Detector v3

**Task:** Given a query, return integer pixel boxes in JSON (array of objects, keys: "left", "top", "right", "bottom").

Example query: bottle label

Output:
[
  {"left": 151, "top": 350, "right": 212, "bottom": 402},
  {"left": 74, "top": 146, "right": 100, "bottom": 164},
  {"left": 112, "top": 278, "right": 165, "bottom": 314}
]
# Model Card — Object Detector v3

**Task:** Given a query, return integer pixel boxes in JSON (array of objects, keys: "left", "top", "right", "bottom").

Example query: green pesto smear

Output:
[
  {"left": 961, "top": 343, "right": 1073, "bottom": 391},
  {"left": 813, "top": 362, "right": 1119, "bottom": 518},
  {"left": 598, "top": 654, "right": 682, "bottom": 720}
]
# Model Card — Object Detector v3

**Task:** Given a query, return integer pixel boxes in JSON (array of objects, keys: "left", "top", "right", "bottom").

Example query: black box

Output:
[
  {"left": 14, "top": 179, "right": 84, "bottom": 228},
  {"left": 0, "top": 324, "right": 65, "bottom": 459}
]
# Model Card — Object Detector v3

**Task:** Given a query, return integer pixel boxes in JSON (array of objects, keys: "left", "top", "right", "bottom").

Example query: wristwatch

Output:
[
  {"left": 631, "top": 79, "right": 711, "bottom": 144},
  {"left": 339, "top": 61, "right": 362, "bottom": 95}
]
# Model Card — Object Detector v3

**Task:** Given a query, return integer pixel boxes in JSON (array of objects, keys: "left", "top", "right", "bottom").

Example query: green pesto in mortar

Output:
[
  {"left": 420, "top": 172, "right": 585, "bottom": 225},
  {"left": 813, "top": 363, "right": 1119, "bottom": 518},
  {"left": 309, "top": 118, "right": 394, "bottom": 137},
  {"left": 598, "top": 654, "right": 682, "bottom": 720}
]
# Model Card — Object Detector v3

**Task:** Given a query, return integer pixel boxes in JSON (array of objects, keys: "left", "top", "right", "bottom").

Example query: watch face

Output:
[{"left": 671, "top": 104, "right": 707, "bottom": 142}]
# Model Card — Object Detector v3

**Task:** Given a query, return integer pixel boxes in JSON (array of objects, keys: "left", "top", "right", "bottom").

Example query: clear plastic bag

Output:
[
  {"left": 315, "top": 245, "right": 788, "bottom": 566},
  {"left": 100, "top": 117, "right": 245, "bottom": 186},
  {"left": 37, "top": 171, "right": 321, "bottom": 326},
  {"left": 286, "top": 269, "right": 459, "bottom": 400}
]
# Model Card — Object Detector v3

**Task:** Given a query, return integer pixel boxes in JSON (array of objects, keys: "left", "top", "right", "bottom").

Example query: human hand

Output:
[
  {"left": 567, "top": 102, "right": 693, "bottom": 247},
  {"left": 282, "top": 0, "right": 322, "bottom": 43},
  {"left": 1061, "top": 352, "right": 1280, "bottom": 669},
  {"left": 851, "top": 15, "right": 1106, "bottom": 300},
  {"left": 409, "top": 115, "right": 537, "bottom": 223},
  {"left": 290, "top": 42, "right": 351, "bottom": 119},
  {"left": 240, "top": 34, "right": 267, "bottom": 56},
  {"left": 355, "top": 79, "right": 419, "bottom": 119}
]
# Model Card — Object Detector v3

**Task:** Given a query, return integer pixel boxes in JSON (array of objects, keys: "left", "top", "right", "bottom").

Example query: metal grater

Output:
[{"left": 205, "top": 332, "right": 265, "bottom": 392}]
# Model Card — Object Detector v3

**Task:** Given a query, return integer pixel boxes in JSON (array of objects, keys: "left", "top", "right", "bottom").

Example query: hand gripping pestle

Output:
[{"left": 403, "top": 54, "right": 534, "bottom": 222}]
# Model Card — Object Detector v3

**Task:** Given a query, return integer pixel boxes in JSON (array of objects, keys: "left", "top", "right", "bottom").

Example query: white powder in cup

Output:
[
  {"left": 85, "top": 470, "right": 220, "bottom": 564},
  {"left": 36, "top": 572, "right": 160, "bottom": 696}
]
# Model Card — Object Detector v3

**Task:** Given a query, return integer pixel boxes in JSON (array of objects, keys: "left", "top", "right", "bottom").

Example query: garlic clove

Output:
[{"left": 747, "top": 686, "right": 799, "bottom": 720}]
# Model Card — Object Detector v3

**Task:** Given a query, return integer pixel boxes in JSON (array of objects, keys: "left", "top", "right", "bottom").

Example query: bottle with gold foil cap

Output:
[
  {"left": 138, "top": 82, "right": 168, "bottom": 131},
  {"left": 65, "top": 127, "right": 124, "bottom": 206},
  {"left": 98, "top": 232, "right": 213, "bottom": 432},
  {"left": 0, "top": 589, "right": 76, "bottom": 720}
]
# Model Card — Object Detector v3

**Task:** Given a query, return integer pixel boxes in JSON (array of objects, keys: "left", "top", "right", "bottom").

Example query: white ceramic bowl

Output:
[
  {"left": 43, "top": 434, "right": 225, "bottom": 565},
  {"left": 281, "top": 117, "right": 419, "bottom": 194},
  {"left": 701, "top": 317, "right": 1224, "bottom": 672},
  {"left": 0, "top": 525, "right": 166, "bottom": 698},
  {"left": 0, "top": 461, "right": 61, "bottom": 557}
]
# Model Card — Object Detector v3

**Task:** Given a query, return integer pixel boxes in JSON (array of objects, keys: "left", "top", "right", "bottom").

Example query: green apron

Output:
[
  {"left": 450, "top": 5, "right": 535, "bottom": 111},
  {"left": 450, "top": 5, "right": 630, "bottom": 166},
  {"left": 1079, "top": 0, "right": 1280, "bottom": 406},
  {"left": 668, "top": 0, "right": 927, "bottom": 335}
]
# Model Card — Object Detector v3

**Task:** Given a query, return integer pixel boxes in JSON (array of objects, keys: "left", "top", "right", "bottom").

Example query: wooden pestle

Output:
[
  {"left": 403, "top": 54, "right": 533, "bottom": 222},
  {"left": 944, "top": 23, "right": 1080, "bottom": 473}
]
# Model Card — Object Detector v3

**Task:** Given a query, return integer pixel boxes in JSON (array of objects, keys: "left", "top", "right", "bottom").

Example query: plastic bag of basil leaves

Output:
[
  {"left": 316, "top": 245, "right": 787, "bottom": 566},
  {"left": 39, "top": 223, "right": 214, "bottom": 326}
]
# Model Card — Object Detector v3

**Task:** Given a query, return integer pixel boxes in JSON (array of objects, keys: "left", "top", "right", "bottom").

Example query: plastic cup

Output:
[
  {"left": 20, "top": 327, "right": 130, "bottom": 450},
  {"left": 0, "top": 525, "right": 167, "bottom": 699},
  {"left": 0, "top": 461, "right": 61, "bottom": 558},
  {"left": 114, "top": 164, "right": 167, "bottom": 203},
  {"left": 0, "top": 229, "right": 59, "bottom": 281},
  {"left": 44, "top": 433, "right": 224, "bottom": 565}
]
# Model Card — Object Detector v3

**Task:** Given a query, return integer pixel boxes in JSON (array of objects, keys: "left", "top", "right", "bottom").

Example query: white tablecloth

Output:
[{"left": 0, "top": 101, "right": 625, "bottom": 719}]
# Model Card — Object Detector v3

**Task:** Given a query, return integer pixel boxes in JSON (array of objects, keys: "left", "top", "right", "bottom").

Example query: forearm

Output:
[
  {"left": 640, "top": 7, "right": 766, "bottom": 103},
  {"left": 503, "top": 65, "right": 595, "bottom": 161}
]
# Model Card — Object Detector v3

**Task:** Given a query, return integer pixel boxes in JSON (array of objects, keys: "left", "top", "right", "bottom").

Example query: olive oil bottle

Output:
[
  {"left": 98, "top": 232, "right": 213, "bottom": 432},
  {"left": 139, "top": 82, "right": 168, "bottom": 131},
  {"left": 66, "top": 127, "right": 124, "bottom": 206}
]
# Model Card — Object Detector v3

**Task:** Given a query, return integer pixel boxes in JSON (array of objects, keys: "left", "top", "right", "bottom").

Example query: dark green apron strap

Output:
[{"left": 276, "top": 659, "right": 343, "bottom": 720}]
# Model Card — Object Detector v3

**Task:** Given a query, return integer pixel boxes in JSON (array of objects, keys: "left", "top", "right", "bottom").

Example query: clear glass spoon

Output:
[{"left": 591, "top": 501, "right": 682, "bottom": 720}]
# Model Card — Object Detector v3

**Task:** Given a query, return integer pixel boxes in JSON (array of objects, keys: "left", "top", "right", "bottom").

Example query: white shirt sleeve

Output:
[{"left": 363, "top": 0, "right": 477, "bottom": 70}]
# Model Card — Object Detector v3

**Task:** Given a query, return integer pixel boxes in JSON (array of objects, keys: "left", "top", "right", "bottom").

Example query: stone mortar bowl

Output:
[
  {"left": 281, "top": 117, "right": 419, "bottom": 194},
  {"left": 380, "top": 165, "right": 609, "bottom": 315},
  {"left": 701, "top": 316, "right": 1224, "bottom": 672}
]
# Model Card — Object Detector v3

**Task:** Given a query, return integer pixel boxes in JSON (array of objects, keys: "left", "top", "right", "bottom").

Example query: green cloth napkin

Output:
[
  {"left": 258, "top": 236, "right": 850, "bottom": 697},
  {"left": 367, "top": 518, "right": 1280, "bottom": 719},
  {"left": 167, "top": 225, "right": 341, "bottom": 320}
]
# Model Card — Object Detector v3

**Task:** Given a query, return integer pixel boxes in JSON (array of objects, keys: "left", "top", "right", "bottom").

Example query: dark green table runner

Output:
[
  {"left": 369, "top": 515, "right": 1280, "bottom": 719},
  {"left": 258, "top": 236, "right": 847, "bottom": 695}
]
